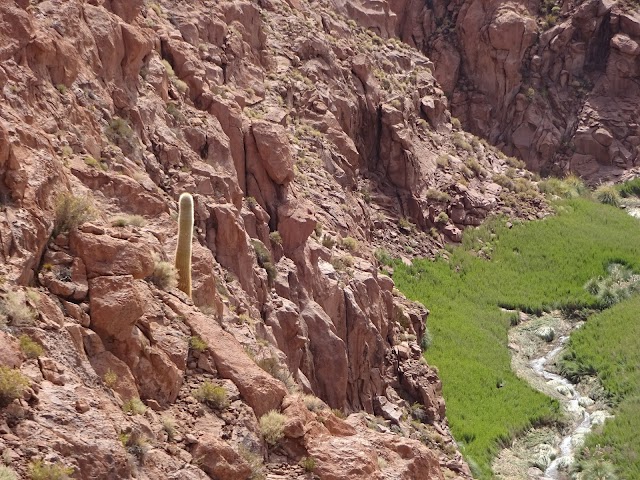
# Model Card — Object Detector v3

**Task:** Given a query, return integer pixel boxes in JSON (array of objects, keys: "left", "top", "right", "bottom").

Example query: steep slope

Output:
[
  {"left": 342, "top": 0, "right": 640, "bottom": 181},
  {"left": 0, "top": 0, "right": 548, "bottom": 478}
]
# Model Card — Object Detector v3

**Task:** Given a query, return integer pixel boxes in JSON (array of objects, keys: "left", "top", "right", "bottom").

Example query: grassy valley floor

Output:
[{"left": 394, "top": 198, "right": 640, "bottom": 478}]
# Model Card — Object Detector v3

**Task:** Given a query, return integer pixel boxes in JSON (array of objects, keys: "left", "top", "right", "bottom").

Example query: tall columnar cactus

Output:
[{"left": 175, "top": 193, "right": 194, "bottom": 298}]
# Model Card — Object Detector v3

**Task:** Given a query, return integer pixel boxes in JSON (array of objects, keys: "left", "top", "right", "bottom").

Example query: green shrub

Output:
[
  {"left": 301, "top": 394, "right": 327, "bottom": 412},
  {"left": 299, "top": 456, "right": 316, "bottom": 472},
  {"left": 0, "top": 366, "right": 30, "bottom": 408},
  {"left": 322, "top": 235, "right": 336, "bottom": 248},
  {"left": 53, "top": 193, "right": 96, "bottom": 236},
  {"left": 331, "top": 408, "right": 346, "bottom": 419},
  {"left": 398, "top": 217, "right": 413, "bottom": 230},
  {"left": 340, "top": 236, "right": 358, "bottom": 251},
  {"left": 436, "top": 212, "right": 449, "bottom": 224},
  {"left": 374, "top": 248, "right": 394, "bottom": 266},
  {"left": 189, "top": 335, "right": 208, "bottom": 353},
  {"left": 0, "top": 291, "right": 37, "bottom": 326},
  {"left": 161, "top": 416, "right": 177, "bottom": 441},
  {"left": 538, "top": 175, "right": 588, "bottom": 198},
  {"left": 436, "top": 154, "right": 451, "bottom": 168},
  {"left": 492, "top": 174, "right": 515, "bottom": 191},
  {"left": 122, "top": 432, "right": 149, "bottom": 459},
  {"left": 251, "top": 239, "right": 276, "bottom": 281},
  {"left": 269, "top": 231, "right": 282, "bottom": 245},
  {"left": 0, "top": 466, "right": 18, "bottom": 480},
  {"left": 83, "top": 155, "right": 104, "bottom": 169},
  {"left": 161, "top": 59, "right": 175, "bottom": 76},
  {"left": 331, "top": 255, "right": 354, "bottom": 271},
  {"left": 148, "top": 260, "right": 178, "bottom": 290},
  {"left": 174, "top": 79, "right": 188, "bottom": 94},
  {"left": 106, "top": 117, "right": 134, "bottom": 146},
  {"left": 574, "top": 457, "right": 619, "bottom": 480},
  {"left": 595, "top": 185, "right": 620, "bottom": 207},
  {"left": 505, "top": 156, "right": 526, "bottom": 169},
  {"left": 194, "top": 381, "right": 229, "bottom": 410},
  {"left": 111, "top": 215, "right": 146, "bottom": 227},
  {"left": 19, "top": 335, "right": 44, "bottom": 359},
  {"left": 28, "top": 460, "right": 73, "bottom": 480},
  {"left": 259, "top": 410, "right": 286, "bottom": 445},
  {"left": 453, "top": 133, "right": 473, "bottom": 152},
  {"left": 465, "top": 157, "right": 486, "bottom": 177},
  {"left": 425, "top": 188, "right": 451, "bottom": 203},
  {"left": 122, "top": 398, "right": 147, "bottom": 415},
  {"left": 420, "top": 328, "right": 433, "bottom": 352},
  {"left": 103, "top": 369, "right": 118, "bottom": 389},
  {"left": 166, "top": 102, "right": 184, "bottom": 122},
  {"left": 617, "top": 177, "right": 640, "bottom": 198}
]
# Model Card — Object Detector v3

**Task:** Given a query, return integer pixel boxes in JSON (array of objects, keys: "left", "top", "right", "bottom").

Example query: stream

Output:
[
  {"left": 493, "top": 313, "right": 613, "bottom": 480},
  {"left": 530, "top": 334, "right": 608, "bottom": 480}
]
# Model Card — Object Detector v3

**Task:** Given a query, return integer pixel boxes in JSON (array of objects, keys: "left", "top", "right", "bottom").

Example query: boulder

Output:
[
  {"left": 88, "top": 275, "right": 144, "bottom": 341},
  {"left": 70, "top": 230, "right": 154, "bottom": 279},
  {"left": 191, "top": 434, "right": 252, "bottom": 480},
  {"left": 251, "top": 120, "right": 294, "bottom": 185}
]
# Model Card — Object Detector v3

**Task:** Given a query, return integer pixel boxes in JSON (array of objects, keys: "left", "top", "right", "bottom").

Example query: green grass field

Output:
[
  {"left": 560, "top": 295, "right": 640, "bottom": 479},
  {"left": 394, "top": 198, "right": 640, "bottom": 477}
]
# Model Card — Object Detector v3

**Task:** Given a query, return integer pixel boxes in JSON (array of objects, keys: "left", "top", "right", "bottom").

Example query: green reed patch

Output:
[{"left": 394, "top": 198, "right": 640, "bottom": 478}]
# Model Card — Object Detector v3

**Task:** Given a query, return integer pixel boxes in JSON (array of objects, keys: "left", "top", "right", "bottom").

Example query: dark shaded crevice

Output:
[{"left": 585, "top": 12, "right": 612, "bottom": 72}]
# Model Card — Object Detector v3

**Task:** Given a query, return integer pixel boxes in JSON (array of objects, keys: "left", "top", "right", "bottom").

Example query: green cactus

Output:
[{"left": 175, "top": 193, "right": 194, "bottom": 298}]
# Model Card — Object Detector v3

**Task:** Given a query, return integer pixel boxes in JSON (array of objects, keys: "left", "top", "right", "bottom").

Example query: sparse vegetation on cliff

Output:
[
  {"left": 259, "top": 410, "right": 286, "bottom": 446},
  {"left": 52, "top": 193, "right": 95, "bottom": 237},
  {"left": 0, "top": 366, "right": 30, "bottom": 408}
]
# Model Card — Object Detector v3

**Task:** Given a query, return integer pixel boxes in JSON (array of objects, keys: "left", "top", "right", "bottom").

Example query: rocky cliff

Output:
[
  {"left": 345, "top": 0, "right": 640, "bottom": 181},
  {"left": 0, "top": 0, "right": 550, "bottom": 478}
]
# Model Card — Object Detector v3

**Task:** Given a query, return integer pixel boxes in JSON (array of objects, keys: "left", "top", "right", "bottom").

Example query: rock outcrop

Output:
[{"left": 340, "top": 0, "right": 640, "bottom": 181}]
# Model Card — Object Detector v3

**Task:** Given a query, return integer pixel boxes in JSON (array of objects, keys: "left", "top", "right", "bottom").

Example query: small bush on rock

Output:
[
  {"left": 0, "top": 366, "right": 29, "bottom": 408},
  {"left": 0, "top": 466, "right": 18, "bottom": 480},
  {"left": 148, "top": 260, "right": 178, "bottom": 290},
  {"left": 19, "top": 335, "right": 44, "bottom": 359},
  {"left": 161, "top": 416, "right": 177, "bottom": 441},
  {"left": 595, "top": 185, "right": 620, "bottom": 207},
  {"left": 301, "top": 394, "right": 327, "bottom": 412},
  {"left": 340, "top": 236, "right": 358, "bottom": 251},
  {"left": 250, "top": 240, "right": 277, "bottom": 282},
  {"left": 111, "top": 215, "right": 146, "bottom": 228},
  {"left": 53, "top": 193, "right": 96, "bottom": 237},
  {"left": 0, "top": 291, "right": 37, "bottom": 326},
  {"left": 269, "top": 231, "right": 282, "bottom": 245},
  {"left": 259, "top": 410, "right": 286, "bottom": 446},
  {"left": 28, "top": 460, "right": 74, "bottom": 480},
  {"left": 103, "top": 369, "right": 118, "bottom": 389},
  {"left": 189, "top": 335, "right": 208, "bottom": 353},
  {"left": 194, "top": 381, "right": 229, "bottom": 410},
  {"left": 122, "top": 398, "right": 147, "bottom": 415},
  {"left": 299, "top": 456, "right": 316, "bottom": 472}
]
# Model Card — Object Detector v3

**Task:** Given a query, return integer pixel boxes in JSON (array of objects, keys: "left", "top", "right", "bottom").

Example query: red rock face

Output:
[
  {"left": 345, "top": 0, "right": 640, "bottom": 180},
  {"left": 0, "top": 0, "right": 563, "bottom": 478}
]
